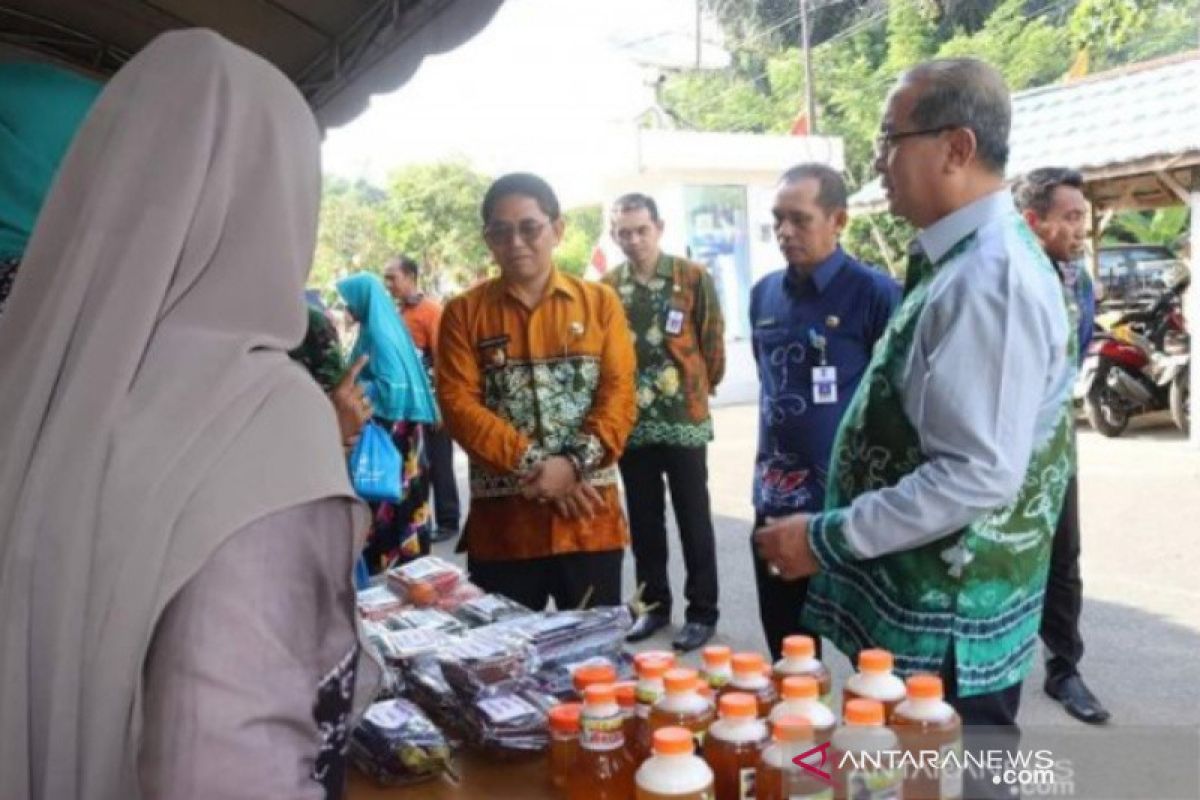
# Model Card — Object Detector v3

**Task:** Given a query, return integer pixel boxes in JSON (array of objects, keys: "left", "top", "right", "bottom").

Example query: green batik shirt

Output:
[
  {"left": 602, "top": 253, "right": 725, "bottom": 448},
  {"left": 290, "top": 304, "right": 345, "bottom": 393},
  {"left": 801, "top": 193, "right": 1076, "bottom": 697}
]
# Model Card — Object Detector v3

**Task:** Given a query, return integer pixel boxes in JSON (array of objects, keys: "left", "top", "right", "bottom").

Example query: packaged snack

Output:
[
  {"left": 350, "top": 698, "right": 452, "bottom": 786},
  {"left": 435, "top": 580, "right": 487, "bottom": 614},
  {"left": 386, "top": 556, "right": 463, "bottom": 602},
  {"left": 387, "top": 607, "right": 467, "bottom": 637},
  {"left": 437, "top": 628, "right": 537, "bottom": 696},
  {"left": 356, "top": 585, "right": 405, "bottom": 621},
  {"left": 454, "top": 593, "right": 531, "bottom": 627},
  {"left": 372, "top": 628, "right": 454, "bottom": 665}
]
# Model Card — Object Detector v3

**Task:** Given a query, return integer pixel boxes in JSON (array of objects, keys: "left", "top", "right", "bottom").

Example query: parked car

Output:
[{"left": 1096, "top": 244, "right": 1182, "bottom": 309}]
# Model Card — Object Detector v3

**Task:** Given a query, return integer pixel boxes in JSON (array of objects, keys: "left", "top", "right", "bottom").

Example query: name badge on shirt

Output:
[
  {"left": 665, "top": 308, "right": 685, "bottom": 336},
  {"left": 812, "top": 366, "right": 838, "bottom": 404}
]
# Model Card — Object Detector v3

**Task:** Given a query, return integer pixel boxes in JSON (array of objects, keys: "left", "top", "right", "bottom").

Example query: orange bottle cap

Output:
[
  {"left": 584, "top": 684, "right": 616, "bottom": 707},
  {"left": 635, "top": 650, "right": 676, "bottom": 669},
  {"left": 548, "top": 702, "right": 582, "bottom": 733},
  {"left": 906, "top": 674, "right": 944, "bottom": 700},
  {"left": 573, "top": 662, "right": 617, "bottom": 692},
  {"left": 653, "top": 726, "right": 695, "bottom": 756},
  {"left": 844, "top": 698, "right": 885, "bottom": 726},
  {"left": 702, "top": 645, "right": 731, "bottom": 666},
  {"left": 781, "top": 676, "right": 819, "bottom": 700},
  {"left": 731, "top": 652, "right": 765, "bottom": 675},
  {"left": 857, "top": 648, "right": 893, "bottom": 673},
  {"left": 614, "top": 681, "right": 637, "bottom": 708},
  {"left": 773, "top": 715, "right": 814, "bottom": 742},
  {"left": 637, "top": 656, "right": 671, "bottom": 680},
  {"left": 782, "top": 635, "right": 816, "bottom": 660},
  {"left": 664, "top": 667, "right": 700, "bottom": 693},
  {"left": 719, "top": 692, "right": 759, "bottom": 719},
  {"left": 698, "top": 683, "right": 715, "bottom": 700}
]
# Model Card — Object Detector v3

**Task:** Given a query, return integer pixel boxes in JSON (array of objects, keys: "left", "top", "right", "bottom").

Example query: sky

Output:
[{"left": 321, "top": 0, "right": 729, "bottom": 207}]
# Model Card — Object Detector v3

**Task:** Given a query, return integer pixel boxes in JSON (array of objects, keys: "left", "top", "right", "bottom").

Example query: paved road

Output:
[{"left": 434, "top": 344, "right": 1200, "bottom": 732}]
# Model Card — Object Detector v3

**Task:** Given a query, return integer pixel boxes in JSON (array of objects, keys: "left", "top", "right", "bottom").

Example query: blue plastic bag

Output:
[{"left": 348, "top": 420, "right": 403, "bottom": 503}]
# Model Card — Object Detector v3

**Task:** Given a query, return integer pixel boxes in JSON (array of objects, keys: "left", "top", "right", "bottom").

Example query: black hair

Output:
[
  {"left": 777, "top": 163, "right": 848, "bottom": 213},
  {"left": 1012, "top": 168, "right": 1085, "bottom": 218},
  {"left": 481, "top": 172, "right": 561, "bottom": 224},
  {"left": 611, "top": 193, "right": 661, "bottom": 223}
]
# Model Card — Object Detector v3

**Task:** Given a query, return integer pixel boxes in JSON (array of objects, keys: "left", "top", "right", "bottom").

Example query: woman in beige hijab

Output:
[{"left": 0, "top": 30, "right": 369, "bottom": 800}]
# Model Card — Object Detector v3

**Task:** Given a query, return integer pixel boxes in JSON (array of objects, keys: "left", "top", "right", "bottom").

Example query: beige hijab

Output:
[{"left": 0, "top": 30, "right": 366, "bottom": 799}]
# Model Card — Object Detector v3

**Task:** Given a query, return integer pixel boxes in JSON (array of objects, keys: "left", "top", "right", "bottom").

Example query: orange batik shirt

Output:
[{"left": 436, "top": 269, "right": 637, "bottom": 561}]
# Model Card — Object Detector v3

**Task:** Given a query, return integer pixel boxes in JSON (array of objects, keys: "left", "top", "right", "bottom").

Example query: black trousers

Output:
[
  {"left": 749, "top": 516, "right": 822, "bottom": 660},
  {"left": 618, "top": 445, "right": 719, "bottom": 625},
  {"left": 424, "top": 424, "right": 461, "bottom": 532},
  {"left": 941, "top": 647, "right": 1024, "bottom": 800},
  {"left": 1040, "top": 474, "right": 1084, "bottom": 680},
  {"left": 466, "top": 550, "right": 623, "bottom": 611}
]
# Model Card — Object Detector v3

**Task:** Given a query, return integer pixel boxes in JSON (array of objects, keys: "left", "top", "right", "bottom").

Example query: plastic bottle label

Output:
[
  {"left": 941, "top": 741, "right": 964, "bottom": 800},
  {"left": 580, "top": 715, "right": 625, "bottom": 751},
  {"left": 738, "top": 766, "right": 756, "bottom": 799},
  {"left": 845, "top": 768, "right": 902, "bottom": 800}
]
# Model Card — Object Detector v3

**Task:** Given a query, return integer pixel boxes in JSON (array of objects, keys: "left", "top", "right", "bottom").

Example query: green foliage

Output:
[
  {"left": 1104, "top": 207, "right": 1190, "bottom": 247},
  {"left": 557, "top": 205, "right": 604, "bottom": 276},
  {"left": 312, "top": 177, "right": 390, "bottom": 296},
  {"left": 381, "top": 160, "right": 493, "bottom": 291},
  {"left": 663, "top": 0, "right": 1200, "bottom": 269}
]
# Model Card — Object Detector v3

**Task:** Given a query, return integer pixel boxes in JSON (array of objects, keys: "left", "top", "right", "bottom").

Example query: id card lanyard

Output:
[{"left": 808, "top": 326, "right": 837, "bottom": 404}]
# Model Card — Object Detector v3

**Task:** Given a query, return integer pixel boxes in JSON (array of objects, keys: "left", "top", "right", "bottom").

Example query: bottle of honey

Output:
[
  {"left": 634, "top": 653, "right": 674, "bottom": 762},
  {"left": 769, "top": 676, "right": 836, "bottom": 744},
  {"left": 704, "top": 693, "right": 769, "bottom": 800},
  {"left": 772, "top": 635, "right": 832, "bottom": 707},
  {"left": 757, "top": 716, "right": 832, "bottom": 800},
  {"left": 829, "top": 699, "right": 902, "bottom": 800},
  {"left": 615, "top": 681, "right": 641, "bottom": 766},
  {"left": 649, "top": 668, "right": 716, "bottom": 752},
  {"left": 549, "top": 702, "right": 582, "bottom": 792},
  {"left": 890, "top": 674, "right": 962, "bottom": 800},
  {"left": 574, "top": 662, "right": 618, "bottom": 699},
  {"left": 701, "top": 645, "right": 733, "bottom": 691},
  {"left": 569, "top": 684, "right": 637, "bottom": 800},
  {"left": 722, "top": 653, "right": 778, "bottom": 718},
  {"left": 841, "top": 649, "right": 905, "bottom": 722},
  {"left": 636, "top": 727, "right": 716, "bottom": 800}
]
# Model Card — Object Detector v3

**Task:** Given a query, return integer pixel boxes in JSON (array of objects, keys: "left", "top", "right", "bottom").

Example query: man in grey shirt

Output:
[{"left": 756, "top": 58, "right": 1072, "bottom": 796}]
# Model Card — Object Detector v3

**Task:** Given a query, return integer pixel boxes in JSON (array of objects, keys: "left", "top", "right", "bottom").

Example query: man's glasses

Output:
[
  {"left": 483, "top": 219, "right": 548, "bottom": 247},
  {"left": 873, "top": 124, "right": 959, "bottom": 157}
]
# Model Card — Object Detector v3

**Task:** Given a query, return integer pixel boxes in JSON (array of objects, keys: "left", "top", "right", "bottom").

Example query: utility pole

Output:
[
  {"left": 799, "top": 0, "right": 817, "bottom": 133},
  {"left": 695, "top": 0, "right": 702, "bottom": 68}
]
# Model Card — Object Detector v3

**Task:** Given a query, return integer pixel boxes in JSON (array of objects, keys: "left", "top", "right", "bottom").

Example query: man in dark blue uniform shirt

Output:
[{"left": 749, "top": 163, "right": 901, "bottom": 659}]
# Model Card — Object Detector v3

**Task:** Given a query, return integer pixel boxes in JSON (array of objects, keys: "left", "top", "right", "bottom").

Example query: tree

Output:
[
  {"left": 1105, "top": 207, "right": 1190, "bottom": 247},
  {"left": 557, "top": 205, "right": 604, "bottom": 276},
  {"left": 312, "top": 177, "right": 390, "bottom": 299},
  {"left": 381, "top": 160, "right": 494, "bottom": 292}
]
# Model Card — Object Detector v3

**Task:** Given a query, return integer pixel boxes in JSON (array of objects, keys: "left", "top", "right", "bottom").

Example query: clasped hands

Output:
[
  {"left": 520, "top": 455, "right": 602, "bottom": 520},
  {"left": 753, "top": 513, "right": 820, "bottom": 580}
]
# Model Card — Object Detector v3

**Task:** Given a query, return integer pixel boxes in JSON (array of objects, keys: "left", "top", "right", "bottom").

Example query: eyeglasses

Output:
[
  {"left": 873, "top": 125, "right": 959, "bottom": 157},
  {"left": 483, "top": 219, "right": 548, "bottom": 247}
]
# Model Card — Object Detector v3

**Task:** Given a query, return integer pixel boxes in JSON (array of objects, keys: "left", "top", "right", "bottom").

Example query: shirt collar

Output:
[
  {"left": 498, "top": 267, "right": 576, "bottom": 306},
  {"left": 619, "top": 253, "right": 674, "bottom": 283},
  {"left": 401, "top": 292, "right": 425, "bottom": 307},
  {"left": 784, "top": 246, "right": 847, "bottom": 296},
  {"left": 917, "top": 189, "right": 1014, "bottom": 264}
]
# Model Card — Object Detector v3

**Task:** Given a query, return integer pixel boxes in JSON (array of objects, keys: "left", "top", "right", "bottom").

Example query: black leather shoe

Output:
[
  {"left": 626, "top": 613, "right": 670, "bottom": 643},
  {"left": 672, "top": 622, "right": 716, "bottom": 653},
  {"left": 429, "top": 527, "right": 458, "bottom": 544},
  {"left": 1045, "top": 673, "right": 1110, "bottom": 725}
]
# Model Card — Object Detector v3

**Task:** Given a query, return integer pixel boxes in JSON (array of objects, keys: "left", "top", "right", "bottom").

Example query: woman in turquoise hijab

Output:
[
  {"left": 337, "top": 272, "right": 440, "bottom": 570},
  {"left": 0, "top": 61, "right": 102, "bottom": 315}
]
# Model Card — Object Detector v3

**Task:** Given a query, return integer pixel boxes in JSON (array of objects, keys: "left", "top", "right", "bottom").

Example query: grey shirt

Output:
[
  {"left": 839, "top": 191, "right": 1071, "bottom": 559},
  {"left": 139, "top": 498, "right": 359, "bottom": 800}
]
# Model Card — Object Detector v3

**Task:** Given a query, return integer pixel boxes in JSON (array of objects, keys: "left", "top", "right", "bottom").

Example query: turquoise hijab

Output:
[
  {"left": 337, "top": 272, "right": 438, "bottom": 423},
  {"left": 0, "top": 62, "right": 103, "bottom": 260}
]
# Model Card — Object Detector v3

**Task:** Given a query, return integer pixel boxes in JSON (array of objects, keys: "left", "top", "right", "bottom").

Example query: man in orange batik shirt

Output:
[{"left": 437, "top": 172, "right": 636, "bottom": 609}]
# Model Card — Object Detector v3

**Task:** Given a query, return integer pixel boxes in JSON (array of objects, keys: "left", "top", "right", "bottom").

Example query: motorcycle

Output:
[{"left": 1076, "top": 274, "right": 1190, "bottom": 437}]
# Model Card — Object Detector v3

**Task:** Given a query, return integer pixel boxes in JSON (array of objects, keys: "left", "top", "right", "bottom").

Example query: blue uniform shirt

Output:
[{"left": 750, "top": 246, "right": 900, "bottom": 517}]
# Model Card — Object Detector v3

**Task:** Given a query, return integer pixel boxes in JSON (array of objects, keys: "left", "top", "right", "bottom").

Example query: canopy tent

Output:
[
  {"left": 850, "top": 51, "right": 1200, "bottom": 446},
  {"left": 0, "top": 0, "right": 505, "bottom": 128}
]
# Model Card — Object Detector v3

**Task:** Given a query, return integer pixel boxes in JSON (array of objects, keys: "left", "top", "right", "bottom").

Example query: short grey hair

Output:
[
  {"left": 901, "top": 58, "right": 1011, "bottom": 174},
  {"left": 1012, "top": 168, "right": 1084, "bottom": 218}
]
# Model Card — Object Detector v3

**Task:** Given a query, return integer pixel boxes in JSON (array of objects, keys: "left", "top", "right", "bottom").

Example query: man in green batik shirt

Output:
[
  {"left": 602, "top": 192, "right": 725, "bottom": 652},
  {"left": 755, "top": 59, "right": 1074, "bottom": 798}
]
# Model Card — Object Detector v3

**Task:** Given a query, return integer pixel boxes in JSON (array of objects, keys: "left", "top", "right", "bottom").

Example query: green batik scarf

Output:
[{"left": 803, "top": 222, "right": 1074, "bottom": 697}]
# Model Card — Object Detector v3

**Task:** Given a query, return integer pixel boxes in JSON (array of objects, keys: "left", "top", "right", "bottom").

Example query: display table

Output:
[{"left": 346, "top": 752, "right": 556, "bottom": 800}]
